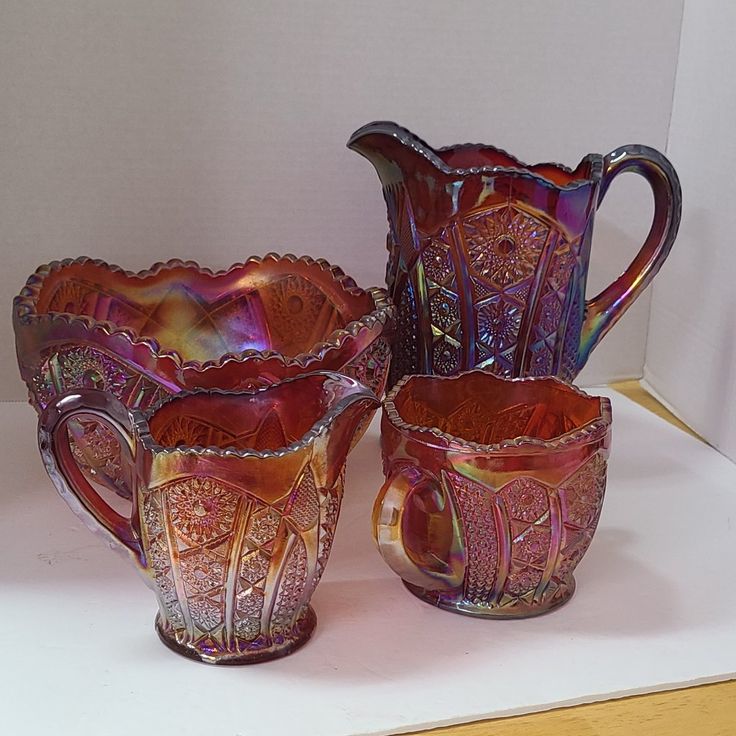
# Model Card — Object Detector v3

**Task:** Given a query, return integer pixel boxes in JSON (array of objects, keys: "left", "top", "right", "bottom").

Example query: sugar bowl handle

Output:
[
  {"left": 38, "top": 390, "right": 143, "bottom": 564},
  {"left": 372, "top": 465, "right": 465, "bottom": 591},
  {"left": 580, "top": 144, "right": 681, "bottom": 365}
]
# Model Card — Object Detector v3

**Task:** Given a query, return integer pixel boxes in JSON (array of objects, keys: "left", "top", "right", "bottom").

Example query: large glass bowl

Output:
[{"left": 14, "top": 254, "right": 393, "bottom": 494}]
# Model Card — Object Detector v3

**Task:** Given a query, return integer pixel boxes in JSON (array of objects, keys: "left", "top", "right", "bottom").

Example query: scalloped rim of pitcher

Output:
[
  {"left": 134, "top": 372, "right": 379, "bottom": 459},
  {"left": 348, "top": 121, "right": 603, "bottom": 191},
  {"left": 13, "top": 254, "right": 395, "bottom": 374},
  {"left": 384, "top": 370, "right": 612, "bottom": 453}
]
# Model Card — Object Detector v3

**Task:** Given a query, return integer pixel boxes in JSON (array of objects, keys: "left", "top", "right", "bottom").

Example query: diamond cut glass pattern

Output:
[
  {"left": 239, "top": 551, "right": 270, "bottom": 585},
  {"left": 168, "top": 478, "right": 239, "bottom": 546},
  {"left": 39, "top": 372, "right": 379, "bottom": 663},
  {"left": 463, "top": 206, "right": 549, "bottom": 288},
  {"left": 349, "top": 121, "right": 681, "bottom": 384},
  {"left": 15, "top": 255, "right": 393, "bottom": 498},
  {"left": 180, "top": 549, "right": 227, "bottom": 595},
  {"left": 373, "top": 370, "right": 612, "bottom": 618},
  {"left": 247, "top": 507, "right": 281, "bottom": 546}
]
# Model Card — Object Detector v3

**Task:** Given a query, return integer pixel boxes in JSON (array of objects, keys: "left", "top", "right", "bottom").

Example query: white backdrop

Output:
[
  {"left": 1, "top": 0, "right": 684, "bottom": 399},
  {"left": 645, "top": 0, "right": 736, "bottom": 462}
]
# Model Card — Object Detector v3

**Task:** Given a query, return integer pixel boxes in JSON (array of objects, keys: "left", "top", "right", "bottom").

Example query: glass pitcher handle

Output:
[
  {"left": 38, "top": 389, "right": 143, "bottom": 564},
  {"left": 372, "top": 465, "right": 465, "bottom": 591},
  {"left": 579, "top": 144, "right": 682, "bottom": 366}
]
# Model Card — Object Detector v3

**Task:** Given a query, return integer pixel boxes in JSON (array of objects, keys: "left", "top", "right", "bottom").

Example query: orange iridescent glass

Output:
[
  {"left": 349, "top": 122, "right": 681, "bottom": 386},
  {"left": 14, "top": 255, "right": 393, "bottom": 495},
  {"left": 39, "top": 372, "right": 379, "bottom": 664},
  {"left": 374, "top": 370, "right": 612, "bottom": 618}
]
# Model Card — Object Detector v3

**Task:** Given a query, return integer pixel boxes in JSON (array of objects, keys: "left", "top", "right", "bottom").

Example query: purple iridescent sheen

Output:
[{"left": 348, "top": 122, "right": 681, "bottom": 385}]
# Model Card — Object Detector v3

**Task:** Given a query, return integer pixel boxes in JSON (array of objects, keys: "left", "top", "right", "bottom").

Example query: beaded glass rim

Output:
[
  {"left": 383, "top": 370, "right": 612, "bottom": 452},
  {"left": 14, "top": 253, "right": 395, "bottom": 372}
]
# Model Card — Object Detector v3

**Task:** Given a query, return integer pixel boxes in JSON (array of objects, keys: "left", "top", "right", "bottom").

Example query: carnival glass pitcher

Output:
[{"left": 349, "top": 122, "right": 681, "bottom": 385}]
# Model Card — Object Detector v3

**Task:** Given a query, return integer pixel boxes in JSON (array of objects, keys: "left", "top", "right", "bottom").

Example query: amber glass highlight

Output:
[
  {"left": 39, "top": 373, "right": 379, "bottom": 663},
  {"left": 374, "top": 370, "right": 612, "bottom": 618}
]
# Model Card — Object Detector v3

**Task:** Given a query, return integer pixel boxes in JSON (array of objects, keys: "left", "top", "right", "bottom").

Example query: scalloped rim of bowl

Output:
[
  {"left": 13, "top": 253, "right": 395, "bottom": 374},
  {"left": 384, "top": 370, "right": 612, "bottom": 453},
  {"left": 135, "top": 372, "right": 380, "bottom": 459}
]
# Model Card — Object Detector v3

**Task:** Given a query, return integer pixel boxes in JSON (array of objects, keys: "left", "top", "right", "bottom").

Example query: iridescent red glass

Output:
[
  {"left": 39, "top": 372, "right": 379, "bottom": 663},
  {"left": 14, "top": 255, "right": 393, "bottom": 494},
  {"left": 374, "top": 370, "right": 612, "bottom": 618},
  {"left": 349, "top": 122, "right": 681, "bottom": 386}
]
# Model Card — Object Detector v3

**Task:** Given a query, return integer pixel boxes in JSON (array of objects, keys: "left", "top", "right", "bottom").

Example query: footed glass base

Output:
[
  {"left": 155, "top": 606, "right": 317, "bottom": 665},
  {"left": 403, "top": 579, "right": 575, "bottom": 619}
]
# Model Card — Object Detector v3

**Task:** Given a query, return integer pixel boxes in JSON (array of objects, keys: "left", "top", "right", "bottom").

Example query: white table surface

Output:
[{"left": 1, "top": 390, "right": 735, "bottom": 736}]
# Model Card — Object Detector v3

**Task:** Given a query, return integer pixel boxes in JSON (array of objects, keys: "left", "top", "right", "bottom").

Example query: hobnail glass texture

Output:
[
  {"left": 39, "top": 372, "right": 380, "bottom": 664},
  {"left": 373, "top": 370, "right": 612, "bottom": 618},
  {"left": 14, "top": 254, "right": 393, "bottom": 495},
  {"left": 349, "top": 121, "right": 681, "bottom": 386}
]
